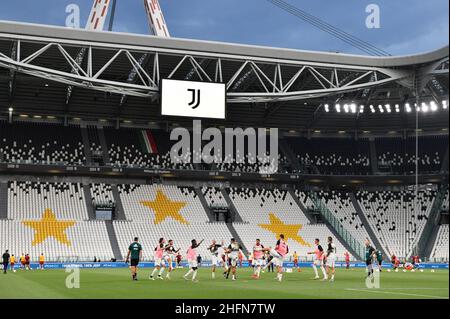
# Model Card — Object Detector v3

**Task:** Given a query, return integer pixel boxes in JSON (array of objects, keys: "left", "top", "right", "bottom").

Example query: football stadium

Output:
[{"left": 0, "top": 0, "right": 448, "bottom": 302}]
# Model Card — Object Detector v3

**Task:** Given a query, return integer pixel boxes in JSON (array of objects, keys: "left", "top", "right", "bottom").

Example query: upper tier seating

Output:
[
  {"left": 0, "top": 121, "right": 85, "bottom": 165},
  {"left": 8, "top": 181, "right": 89, "bottom": 220},
  {"left": 286, "top": 137, "right": 371, "bottom": 175},
  {"left": 431, "top": 224, "right": 449, "bottom": 261},
  {"left": 228, "top": 187, "right": 346, "bottom": 257},
  {"left": 356, "top": 188, "right": 435, "bottom": 258},
  {"left": 376, "top": 135, "right": 448, "bottom": 174},
  {"left": 104, "top": 127, "right": 194, "bottom": 170}
]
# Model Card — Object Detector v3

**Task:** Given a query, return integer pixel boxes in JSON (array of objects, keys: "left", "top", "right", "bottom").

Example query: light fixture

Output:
[
  {"left": 443, "top": 100, "right": 448, "bottom": 110},
  {"left": 405, "top": 103, "right": 412, "bottom": 113},
  {"left": 343, "top": 104, "right": 349, "bottom": 113},
  {"left": 421, "top": 102, "right": 429, "bottom": 113},
  {"left": 350, "top": 103, "right": 356, "bottom": 113},
  {"left": 430, "top": 101, "right": 438, "bottom": 112},
  {"left": 324, "top": 104, "right": 329, "bottom": 112},
  {"left": 335, "top": 104, "right": 341, "bottom": 113}
]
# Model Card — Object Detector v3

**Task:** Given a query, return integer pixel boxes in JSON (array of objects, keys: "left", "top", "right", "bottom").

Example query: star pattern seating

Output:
[{"left": 228, "top": 187, "right": 345, "bottom": 257}]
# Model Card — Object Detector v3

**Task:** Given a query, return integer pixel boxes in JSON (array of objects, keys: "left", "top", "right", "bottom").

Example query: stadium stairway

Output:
[
  {"left": 417, "top": 184, "right": 449, "bottom": 259},
  {"left": 194, "top": 187, "right": 216, "bottom": 222},
  {"left": 369, "top": 139, "right": 379, "bottom": 174},
  {"left": 221, "top": 189, "right": 244, "bottom": 223},
  {"left": 97, "top": 127, "right": 110, "bottom": 165},
  {"left": 83, "top": 184, "right": 96, "bottom": 220},
  {"left": 287, "top": 188, "right": 315, "bottom": 224},
  {"left": 349, "top": 192, "right": 388, "bottom": 259},
  {"left": 105, "top": 220, "right": 123, "bottom": 260},
  {"left": 111, "top": 185, "right": 127, "bottom": 220},
  {"left": 0, "top": 182, "right": 7, "bottom": 219},
  {"left": 80, "top": 125, "right": 92, "bottom": 165}
]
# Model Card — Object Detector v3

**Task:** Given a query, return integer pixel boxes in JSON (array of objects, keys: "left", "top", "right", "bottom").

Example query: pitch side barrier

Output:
[{"left": 7, "top": 261, "right": 449, "bottom": 270}]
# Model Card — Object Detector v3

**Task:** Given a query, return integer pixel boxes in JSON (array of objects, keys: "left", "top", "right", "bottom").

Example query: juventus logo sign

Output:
[
  {"left": 161, "top": 79, "right": 226, "bottom": 119},
  {"left": 188, "top": 89, "right": 201, "bottom": 109}
]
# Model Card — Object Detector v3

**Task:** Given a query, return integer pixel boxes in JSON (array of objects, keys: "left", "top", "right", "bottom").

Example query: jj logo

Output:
[{"left": 187, "top": 89, "right": 201, "bottom": 109}]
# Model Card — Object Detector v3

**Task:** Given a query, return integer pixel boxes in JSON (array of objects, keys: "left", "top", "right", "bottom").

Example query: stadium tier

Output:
[
  {"left": 286, "top": 137, "right": 372, "bottom": 175},
  {"left": 0, "top": 121, "right": 448, "bottom": 176},
  {"left": 0, "top": 121, "right": 85, "bottom": 165},
  {"left": 356, "top": 188, "right": 435, "bottom": 258}
]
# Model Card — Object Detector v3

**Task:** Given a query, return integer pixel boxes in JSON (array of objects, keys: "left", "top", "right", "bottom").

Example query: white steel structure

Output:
[{"left": 0, "top": 21, "right": 447, "bottom": 104}]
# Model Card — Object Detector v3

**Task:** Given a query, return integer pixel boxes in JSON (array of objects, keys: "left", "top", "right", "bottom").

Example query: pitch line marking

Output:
[{"left": 346, "top": 288, "right": 448, "bottom": 299}]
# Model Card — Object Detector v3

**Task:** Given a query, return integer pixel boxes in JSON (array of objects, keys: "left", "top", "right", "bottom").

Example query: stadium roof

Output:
[{"left": 0, "top": 21, "right": 448, "bottom": 132}]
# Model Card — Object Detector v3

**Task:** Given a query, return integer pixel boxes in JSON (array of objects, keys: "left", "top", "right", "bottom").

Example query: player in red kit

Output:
[{"left": 344, "top": 251, "right": 350, "bottom": 270}]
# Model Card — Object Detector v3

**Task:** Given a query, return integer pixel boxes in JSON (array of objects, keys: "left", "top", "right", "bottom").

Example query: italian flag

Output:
[{"left": 138, "top": 130, "right": 158, "bottom": 154}]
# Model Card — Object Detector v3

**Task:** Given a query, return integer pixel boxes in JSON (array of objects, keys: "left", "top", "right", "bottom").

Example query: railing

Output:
[{"left": 308, "top": 191, "right": 366, "bottom": 260}]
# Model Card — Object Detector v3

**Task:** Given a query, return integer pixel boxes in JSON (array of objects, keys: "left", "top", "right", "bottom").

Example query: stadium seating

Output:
[
  {"left": 202, "top": 187, "right": 228, "bottom": 208},
  {"left": 104, "top": 127, "right": 194, "bottom": 170},
  {"left": 8, "top": 181, "right": 89, "bottom": 220},
  {"left": 90, "top": 183, "right": 115, "bottom": 206},
  {"left": 0, "top": 121, "right": 85, "bottom": 165},
  {"left": 0, "top": 219, "right": 114, "bottom": 261},
  {"left": 285, "top": 137, "right": 371, "bottom": 175},
  {"left": 118, "top": 184, "right": 209, "bottom": 223},
  {"left": 356, "top": 188, "right": 435, "bottom": 258},
  {"left": 228, "top": 187, "right": 346, "bottom": 258},
  {"left": 376, "top": 135, "right": 448, "bottom": 174},
  {"left": 431, "top": 224, "right": 449, "bottom": 261},
  {"left": 314, "top": 190, "right": 371, "bottom": 244},
  {"left": 442, "top": 189, "right": 449, "bottom": 211}
]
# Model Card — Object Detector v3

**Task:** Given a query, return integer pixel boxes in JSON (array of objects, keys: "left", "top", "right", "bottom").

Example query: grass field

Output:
[{"left": 0, "top": 267, "right": 448, "bottom": 299}]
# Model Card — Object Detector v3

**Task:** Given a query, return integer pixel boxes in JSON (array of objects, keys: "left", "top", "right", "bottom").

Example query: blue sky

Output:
[{"left": 0, "top": 0, "right": 448, "bottom": 56}]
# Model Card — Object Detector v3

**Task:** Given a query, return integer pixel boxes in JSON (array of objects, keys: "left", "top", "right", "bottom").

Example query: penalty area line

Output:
[{"left": 345, "top": 288, "right": 448, "bottom": 299}]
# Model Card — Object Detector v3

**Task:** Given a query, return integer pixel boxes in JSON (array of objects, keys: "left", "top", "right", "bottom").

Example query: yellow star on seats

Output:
[
  {"left": 22, "top": 209, "right": 76, "bottom": 246},
  {"left": 141, "top": 189, "right": 189, "bottom": 225},
  {"left": 258, "top": 213, "right": 311, "bottom": 247}
]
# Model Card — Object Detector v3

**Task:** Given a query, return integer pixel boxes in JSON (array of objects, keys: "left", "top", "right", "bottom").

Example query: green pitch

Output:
[{"left": 0, "top": 267, "right": 448, "bottom": 299}]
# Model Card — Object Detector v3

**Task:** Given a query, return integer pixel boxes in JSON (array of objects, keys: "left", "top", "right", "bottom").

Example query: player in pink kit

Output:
[
  {"left": 307, "top": 238, "right": 327, "bottom": 280},
  {"left": 150, "top": 238, "right": 166, "bottom": 280},
  {"left": 184, "top": 239, "right": 204, "bottom": 282},
  {"left": 252, "top": 239, "right": 265, "bottom": 279},
  {"left": 263, "top": 234, "right": 289, "bottom": 282}
]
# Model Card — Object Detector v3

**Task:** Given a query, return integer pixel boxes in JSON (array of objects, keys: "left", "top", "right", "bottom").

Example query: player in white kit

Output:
[
  {"left": 208, "top": 240, "right": 224, "bottom": 279},
  {"left": 325, "top": 236, "right": 337, "bottom": 282}
]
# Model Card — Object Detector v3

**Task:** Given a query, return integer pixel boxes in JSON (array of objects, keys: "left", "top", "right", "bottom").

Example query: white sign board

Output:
[{"left": 161, "top": 79, "right": 226, "bottom": 119}]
